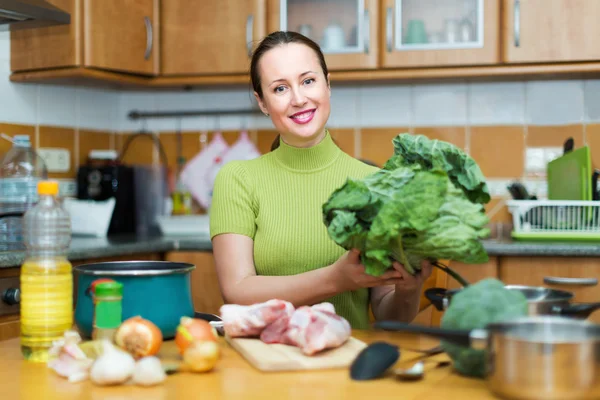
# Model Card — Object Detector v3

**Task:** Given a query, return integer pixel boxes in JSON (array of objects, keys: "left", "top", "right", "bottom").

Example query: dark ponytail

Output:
[{"left": 250, "top": 31, "right": 330, "bottom": 152}]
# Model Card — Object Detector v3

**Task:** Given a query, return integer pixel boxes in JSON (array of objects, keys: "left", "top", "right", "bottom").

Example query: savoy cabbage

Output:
[{"left": 322, "top": 133, "right": 490, "bottom": 277}]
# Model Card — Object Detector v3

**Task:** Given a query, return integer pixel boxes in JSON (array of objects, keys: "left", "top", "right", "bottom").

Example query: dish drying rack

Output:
[{"left": 507, "top": 200, "right": 600, "bottom": 241}]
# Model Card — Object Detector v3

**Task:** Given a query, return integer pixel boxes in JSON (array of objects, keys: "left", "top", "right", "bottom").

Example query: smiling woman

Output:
[{"left": 208, "top": 31, "right": 432, "bottom": 330}]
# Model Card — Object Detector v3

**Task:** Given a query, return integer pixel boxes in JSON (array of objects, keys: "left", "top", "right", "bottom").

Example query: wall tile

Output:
[
  {"left": 0, "top": 63, "right": 37, "bottom": 125},
  {"left": 585, "top": 124, "right": 600, "bottom": 169},
  {"left": 38, "top": 85, "right": 76, "bottom": 127},
  {"left": 470, "top": 126, "right": 525, "bottom": 178},
  {"left": 484, "top": 197, "right": 513, "bottom": 223},
  {"left": 0, "top": 31, "right": 9, "bottom": 61},
  {"left": 0, "top": 123, "right": 35, "bottom": 158},
  {"left": 358, "top": 84, "right": 410, "bottom": 127},
  {"left": 526, "top": 125, "right": 584, "bottom": 148},
  {"left": 119, "top": 133, "right": 156, "bottom": 165},
  {"left": 38, "top": 126, "right": 76, "bottom": 178},
  {"left": 412, "top": 83, "right": 467, "bottom": 126},
  {"left": 584, "top": 80, "right": 600, "bottom": 122},
  {"left": 78, "top": 130, "right": 113, "bottom": 167},
  {"left": 329, "top": 128, "right": 355, "bottom": 157},
  {"left": 413, "top": 127, "right": 466, "bottom": 149},
  {"left": 468, "top": 82, "right": 525, "bottom": 125},
  {"left": 360, "top": 127, "right": 409, "bottom": 167},
  {"left": 118, "top": 92, "right": 158, "bottom": 132},
  {"left": 526, "top": 80, "right": 584, "bottom": 126},
  {"left": 159, "top": 132, "right": 201, "bottom": 168},
  {"left": 77, "top": 88, "right": 118, "bottom": 131},
  {"left": 256, "top": 130, "right": 279, "bottom": 155}
]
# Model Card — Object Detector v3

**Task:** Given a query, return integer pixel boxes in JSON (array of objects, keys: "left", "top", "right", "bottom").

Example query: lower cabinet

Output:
[{"left": 164, "top": 251, "right": 225, "bottom": 316}]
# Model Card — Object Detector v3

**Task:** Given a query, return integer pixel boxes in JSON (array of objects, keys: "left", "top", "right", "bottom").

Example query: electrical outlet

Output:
[{"left": 37, "top": 148, "right": 70, "bottom": 173}]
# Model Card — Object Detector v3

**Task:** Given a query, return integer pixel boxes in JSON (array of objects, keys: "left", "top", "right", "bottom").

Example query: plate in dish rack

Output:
[{"left": 225, "top": 335, "right": 367, "bottom": 372}]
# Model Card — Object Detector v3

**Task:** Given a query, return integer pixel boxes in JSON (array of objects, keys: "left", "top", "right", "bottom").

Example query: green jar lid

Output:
[{"left": 94, "top": 281, "right": 123, "bottom": 297}]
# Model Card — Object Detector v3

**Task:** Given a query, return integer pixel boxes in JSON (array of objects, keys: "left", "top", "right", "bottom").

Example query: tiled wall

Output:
[{"left": 4, "top": 30, "right": 600, "bottom": 229}]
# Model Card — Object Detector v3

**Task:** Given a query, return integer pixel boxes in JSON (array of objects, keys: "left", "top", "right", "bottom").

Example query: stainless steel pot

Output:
[
  {"left": 375, "top": 317, "right": 600, "bottom": 400},
  {"left": 425, "top": 285, "right": 600, "bottom": 319}
]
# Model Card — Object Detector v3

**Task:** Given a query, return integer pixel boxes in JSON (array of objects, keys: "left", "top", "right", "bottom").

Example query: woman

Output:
[{"left": 209, "top": 31, "right": 432, "bottom": 329}]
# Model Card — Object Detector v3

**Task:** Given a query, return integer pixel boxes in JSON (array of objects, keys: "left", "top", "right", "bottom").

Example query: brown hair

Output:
[{"left": 250, "top": 31, "right": 330, "bottom": 151}]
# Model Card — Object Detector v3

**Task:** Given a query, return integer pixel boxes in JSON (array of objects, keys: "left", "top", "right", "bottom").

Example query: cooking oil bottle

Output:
[{"left": 20, "top": 180, "right": 73, "bottom": 362}]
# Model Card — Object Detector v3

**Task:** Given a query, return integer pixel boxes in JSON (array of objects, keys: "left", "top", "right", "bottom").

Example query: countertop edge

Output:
[{"left": 1, "top": 237, "right": 600, "bottom": 269}]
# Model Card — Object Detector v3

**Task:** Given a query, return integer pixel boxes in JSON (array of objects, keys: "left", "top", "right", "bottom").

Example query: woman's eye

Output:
[
  {"left": 274, "top": 85, "right": 286, "bottom": 93},
  {"left": 304, "top": 78, "right": 315, "bottom": 85}
]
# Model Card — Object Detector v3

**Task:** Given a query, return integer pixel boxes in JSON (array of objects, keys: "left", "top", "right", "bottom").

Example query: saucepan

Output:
[
  {"left": 375, "top": 317, "right": 600, "bottom": 400},
  {"left": 425, "top": 284, "right": 600, "bottom": 319},
  {"left": 74, "top": 261, "right": 203, "bottom": 339}
]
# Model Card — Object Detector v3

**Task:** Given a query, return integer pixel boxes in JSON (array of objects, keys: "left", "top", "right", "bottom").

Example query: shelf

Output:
[{"left": 10, "top": 62, "right": 600, "bottom": 90}]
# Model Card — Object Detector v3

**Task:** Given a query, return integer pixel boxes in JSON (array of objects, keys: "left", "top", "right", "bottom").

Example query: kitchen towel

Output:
[{"left": 180, "top": 132, "right": 230, "bottom": 210}]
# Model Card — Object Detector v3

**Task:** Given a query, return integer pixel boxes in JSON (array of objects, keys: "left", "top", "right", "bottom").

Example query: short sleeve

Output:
[{"left": 209, "top": 161, "right": 257, "bottom": 240}]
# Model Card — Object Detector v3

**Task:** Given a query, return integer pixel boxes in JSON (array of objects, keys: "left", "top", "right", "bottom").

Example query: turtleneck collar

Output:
[{"left": 273, "top": 130, "right": 341, "bottom": 172}]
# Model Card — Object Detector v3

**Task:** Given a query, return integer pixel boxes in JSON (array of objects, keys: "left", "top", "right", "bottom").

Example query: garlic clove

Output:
[
  {"left": 132, "top": 356, "right": 167, "bottom": 386},
  {"left": 90, "top": 340, "right": 136, "bottom": 386}
]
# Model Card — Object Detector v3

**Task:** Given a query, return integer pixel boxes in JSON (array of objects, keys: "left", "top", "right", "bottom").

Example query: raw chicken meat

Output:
[
  {"left": 284, "top": 302, "right": 351, "bottom": 355},
  {"left": 220, "top": 299, "right": 294, "bottom": 338}
]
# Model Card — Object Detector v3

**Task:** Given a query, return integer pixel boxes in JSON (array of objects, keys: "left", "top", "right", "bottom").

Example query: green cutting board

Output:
[{"left": 547, "top": 146, "right": 592, "bottom": 200}]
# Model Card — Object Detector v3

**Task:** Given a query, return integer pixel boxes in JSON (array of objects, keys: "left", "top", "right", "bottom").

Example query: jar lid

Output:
[{"left": 95, "top": 281, "right": 123, "bottom": 297}]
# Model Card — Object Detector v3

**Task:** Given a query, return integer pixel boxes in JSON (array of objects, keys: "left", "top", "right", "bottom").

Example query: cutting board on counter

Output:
[
  {"left": 225, "top": 335, "right": 367, "bottom": 372},
  {"left": 547, "top": 146, "right": 592, "bottom": 200}
]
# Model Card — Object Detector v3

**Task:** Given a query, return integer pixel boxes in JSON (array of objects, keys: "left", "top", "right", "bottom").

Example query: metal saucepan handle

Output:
[
  {"left": 194, "top": 311, "right": 224, "bottom": 335},
  {"left": 555, "top": 303, "right": 600, "bottom": 319},
  {"left": 544, "top": 276, "right": 598, "bottom": 286},
  {"left": 424, "top": 288, "right": 448, "bottom": 311},
  {"left": 373, "top": 321, "right": 488, "bottom": 350}
]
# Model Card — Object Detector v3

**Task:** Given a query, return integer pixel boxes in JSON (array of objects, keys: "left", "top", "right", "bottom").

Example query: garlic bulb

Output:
[
  {"left": 90, "top": 340, "right": 135, "bottom": 386},
  {"left": 132, "top": 356, "right": 166, "bottom": 386}
]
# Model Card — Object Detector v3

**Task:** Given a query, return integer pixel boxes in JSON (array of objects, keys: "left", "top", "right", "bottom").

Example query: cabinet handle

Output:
[
  {"left": 544, "top": 276, "right": 598, "bottom": 286},
  {"left": 386, "top": 7, "right": 393, "bottom": 52},
  {"left": 144, "top": 16, "right": 153, "bottom": 60},
  {"left": 513, "top": 0, "right": 520, "bottom": 47},
  {"left": 2, "top": 288, "right": 20, "bottom": 306},
  {"left": 246, "top": 15, "right": 254, "bottom": 57},
  {"left": 363, "top": 9, "right": 370, "bottom": 54}
]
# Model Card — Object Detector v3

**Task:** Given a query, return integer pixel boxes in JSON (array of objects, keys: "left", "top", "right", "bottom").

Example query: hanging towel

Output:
[{"left": 180, "top": 132, "right": 229, "bottom": 210}]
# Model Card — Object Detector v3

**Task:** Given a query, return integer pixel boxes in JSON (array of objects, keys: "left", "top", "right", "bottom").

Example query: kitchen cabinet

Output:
[
  {"left": 267, "top": 0, "right": 379, "bottom": 70},
  {"left": 502, "top": 0, "right": 600, "bottom": 64},
  {"left": 10, "top": 0, "right": 159, "bottom": 76},
  {"left": 160, "top": 0, "right": 266, "bottom": 75},
  {"left": 380, "top": 0, "right": 500, "bottom": 68},
  {"left": 164, "top": 251, "right": 224, "bottom": 316},
  {"left": 499, "top": 256, "right": 600, "bottom": 324}
]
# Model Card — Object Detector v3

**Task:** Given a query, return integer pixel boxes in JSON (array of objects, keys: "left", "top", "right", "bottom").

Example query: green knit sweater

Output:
[{"left": 209, "top": 131, "right": 379, "bottom": 329}]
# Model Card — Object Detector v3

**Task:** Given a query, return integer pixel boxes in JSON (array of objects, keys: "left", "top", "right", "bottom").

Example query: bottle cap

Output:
[
  {"left": 37, "top": 180, "right": 59, "bottom": 196},
  {"left": 94, "top": 281, "right": 123, "bottom": 297}
]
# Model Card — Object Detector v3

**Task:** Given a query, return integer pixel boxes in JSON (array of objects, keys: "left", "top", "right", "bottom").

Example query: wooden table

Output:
[{"left": 0, "top": 330, "right": 496, "bottom": 400}]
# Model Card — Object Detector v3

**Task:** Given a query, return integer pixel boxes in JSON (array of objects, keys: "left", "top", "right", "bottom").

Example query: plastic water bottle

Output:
[
  {"left": 20, "top": 180, "right": 73, "bottom": 362},
  {"left": 0, "top": 135, "right": 48, "bottom": 251}
]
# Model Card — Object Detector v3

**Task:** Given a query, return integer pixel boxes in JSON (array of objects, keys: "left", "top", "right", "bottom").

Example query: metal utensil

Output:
[
  {"left": 425, "top": 285, "right": 600, "bottom": 319},
  {"left": 349, "top": 341, "right": 400, "bottom": 381},
  {"left": 375, "top": 316, "right": 600, "bottom": 400}
]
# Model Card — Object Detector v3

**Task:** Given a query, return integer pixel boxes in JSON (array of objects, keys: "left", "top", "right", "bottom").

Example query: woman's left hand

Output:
[{"left": 391, "top": 260, "right": 433, "bottom": 292}]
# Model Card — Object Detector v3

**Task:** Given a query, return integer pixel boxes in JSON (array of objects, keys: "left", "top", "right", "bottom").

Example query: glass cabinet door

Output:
[
  {"left": 269, "top": 0, "right": 379, "bottom": 70},
  {"left": 382, "top": 0, "right": 499, "bottom": 67}
]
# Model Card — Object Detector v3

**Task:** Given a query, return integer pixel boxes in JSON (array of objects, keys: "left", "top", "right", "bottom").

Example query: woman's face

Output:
[{"left": 254, "top": 43, "right": 331, "bottom": 148}]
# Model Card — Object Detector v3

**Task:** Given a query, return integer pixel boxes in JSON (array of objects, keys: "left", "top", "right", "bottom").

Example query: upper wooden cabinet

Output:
[
  {"left": 11, "top": 0, "right": 159, "bottom": 76},
  {"left": 161, "top": 0, "right": 266, "bottom": 75},
  {"left": 380, "top": 0, "right": 500, "bottom": 68},
  {"left": 502, "top": 0, "right": 600, "bottom": 64},
  {"left": 267, "top": 0, "right": 379, "bottom": 71}
]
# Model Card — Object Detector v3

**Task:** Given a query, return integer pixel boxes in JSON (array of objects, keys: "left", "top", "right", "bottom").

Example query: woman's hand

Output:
[
  {"left": 332, "top": 249, "right": 406, "bottom": 292},
  {"left": 391, "top": 260, "right": 433, "bottom": 292}
]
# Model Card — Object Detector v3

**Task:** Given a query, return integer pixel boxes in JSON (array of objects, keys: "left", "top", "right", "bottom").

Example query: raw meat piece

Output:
[
  {"left": 284, "top": 302, "right": 351, "bottom": 355},
  {"left": 220, "top": 299, "right": 294, "bottom": 338}
]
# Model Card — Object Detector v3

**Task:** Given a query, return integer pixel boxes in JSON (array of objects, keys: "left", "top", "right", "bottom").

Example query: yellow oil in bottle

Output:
[{"left": 20, "top": 256, "right": 73, "bottom": 362}]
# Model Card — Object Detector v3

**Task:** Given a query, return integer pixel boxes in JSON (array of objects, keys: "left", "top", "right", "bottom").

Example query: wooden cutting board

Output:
[{"left": 225, "top": 336, "right": 367, "bottom": 372}]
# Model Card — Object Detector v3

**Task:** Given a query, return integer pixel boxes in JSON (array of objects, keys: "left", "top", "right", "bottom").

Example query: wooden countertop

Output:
[{"left": 0, "top": 330, "right": 494, "bottom": 400}]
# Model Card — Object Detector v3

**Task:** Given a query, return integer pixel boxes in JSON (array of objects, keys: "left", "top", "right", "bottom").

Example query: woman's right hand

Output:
[{"left": 332, "top": 249, "right": 405, "bottom": 292}]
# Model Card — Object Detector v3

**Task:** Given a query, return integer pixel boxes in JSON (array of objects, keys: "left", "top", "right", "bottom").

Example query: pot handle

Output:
[
  {"left": 373, "top": 320, "right": 484, "bottom": 348},
  {"left": 557, "top": 303, "right": 600, "bottom": 319},
  {"left": 424, "top": 288, "right": 448, "bottom": 311}
]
